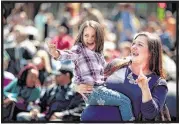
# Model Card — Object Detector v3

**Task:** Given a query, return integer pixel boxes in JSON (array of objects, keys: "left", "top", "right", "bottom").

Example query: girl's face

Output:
[
  {"left": 26, "top": 69, "right": 39, "bottom": 88},
  {"left": 83, "top": 26, "right": 96, "bottom": 51},
  {"left": 131, "top": 35, "right": 151, "bottom": 65}
]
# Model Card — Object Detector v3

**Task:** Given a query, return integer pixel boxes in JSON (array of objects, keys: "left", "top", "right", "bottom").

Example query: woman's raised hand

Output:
[{"left": 136, "top": 66, "right": 151, "bottom": 90}]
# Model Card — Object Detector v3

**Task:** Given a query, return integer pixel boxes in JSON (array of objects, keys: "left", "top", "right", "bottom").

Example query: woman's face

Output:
[
  {"left": 83, "top": 26, "right": 96, "bottom": 51},
  {"left": 26, "top": 69, "right": 39, "bottom": 88},
  {"left": 131, "top": 35, "right": 150, "bottom": 65}
]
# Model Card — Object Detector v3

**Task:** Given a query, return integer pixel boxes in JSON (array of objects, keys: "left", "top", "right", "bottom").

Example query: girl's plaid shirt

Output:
[{"left": 56, "top": 43, "right": 106, "bottom": 85}]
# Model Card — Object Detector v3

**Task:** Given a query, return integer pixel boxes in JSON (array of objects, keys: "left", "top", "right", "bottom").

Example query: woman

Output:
[
  {"left": 75, "top": 32, "right": 168, "bottom": 121},
  {"left": 32, "top": 50, "right": 52, "bottom": 85},
  {"left": 3, "top": 64, "right": 41, "bottom": 120}
]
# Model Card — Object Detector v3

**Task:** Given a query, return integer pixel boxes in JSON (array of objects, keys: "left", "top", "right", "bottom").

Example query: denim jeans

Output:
[{"left": 85, "top": 85, "right": 135, "bottom": 121}]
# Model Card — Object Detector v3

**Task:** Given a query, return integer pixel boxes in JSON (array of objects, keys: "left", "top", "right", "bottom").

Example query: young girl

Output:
[{"left": 47, "top": 20, "right": 135, "bottom": 121}]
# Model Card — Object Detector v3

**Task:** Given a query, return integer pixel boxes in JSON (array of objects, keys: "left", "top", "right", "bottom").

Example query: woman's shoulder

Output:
[
  {"left": 157, "top": 77, "right": 167, "bottom": 87},
  {"left": 149, "top": 74, "right": 168, "bottom": 89}
]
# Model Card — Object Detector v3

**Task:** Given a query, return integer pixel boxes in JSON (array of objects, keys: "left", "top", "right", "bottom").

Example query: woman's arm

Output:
[
  {"left": 140, "top": 80, "right": 168, "bottom": 120},
  {"left": 136, "top": 66, "right": 168, "bottom": 119}
]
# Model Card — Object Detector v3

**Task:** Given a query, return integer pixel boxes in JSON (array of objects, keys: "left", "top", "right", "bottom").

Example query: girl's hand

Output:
[
  {"left": 136, "top": 66, "right": 151, "bottom": 90},
  {"left": 46, "top": 41, "right": 59, "bottom": 58},
  {"left": 74, "top": 84, "right": 93, "bottom": 94},
  {"left": 74, "top": 84, "right": 93, "bottom": 101}
]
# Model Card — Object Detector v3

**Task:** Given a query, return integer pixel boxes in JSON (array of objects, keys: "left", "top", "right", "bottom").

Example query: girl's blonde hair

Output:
[
  {"left": 75, "top": 20, "right": 104, "bottom": 54},
  {"left": 35, "top": 50, "right": 52, "bottom": 73}
]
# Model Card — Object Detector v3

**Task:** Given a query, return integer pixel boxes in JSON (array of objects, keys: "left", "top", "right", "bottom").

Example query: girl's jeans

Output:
[{"left": 84, "top": 85, "right": 135, "bottom": 121}]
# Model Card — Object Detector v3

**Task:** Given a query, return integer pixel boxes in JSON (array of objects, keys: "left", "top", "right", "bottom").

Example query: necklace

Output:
[{"left": 127, "top": 72, "right": 138, "bottom": 85}]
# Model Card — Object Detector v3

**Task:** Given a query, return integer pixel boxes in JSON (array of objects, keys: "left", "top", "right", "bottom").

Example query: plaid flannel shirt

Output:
[{"left": 57, "top": 43, "right": 106, "bottom": 85}]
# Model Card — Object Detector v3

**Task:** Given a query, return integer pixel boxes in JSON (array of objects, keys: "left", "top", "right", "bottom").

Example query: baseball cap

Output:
[{"left": 52, "top": 62, "right": 73, "bottom": 76}]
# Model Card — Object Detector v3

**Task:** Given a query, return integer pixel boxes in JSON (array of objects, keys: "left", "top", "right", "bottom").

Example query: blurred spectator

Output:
[
  {"left": 25, "top": 25, "right": 41, "bottom": 50},
  {"left": 13, "top": 25, "right": 37, "bottom": 55},
  {"left": 6, "top": 3, "right": 24, "bottom": 26},
  {"left": 116, "top": 3, "right": 139, "bottom": 44},
  {"left": 34, "top": 4, "right": 47, "bottom": 41},
  {"left": 59, "top": 3, "right": 81, "bottom": 37},
  {"left": 16, "top": 63, "right": 84, "bottom": 121},
  {"left": 49, "top": 26, "right": 75, "bottom": 71},
  {"left": 146, "top": 21, "right": 159, "bottom": 33},
  {"left": 32, "top": 50, "right": 52, "bottom": 85},
  {"left": 3, "top": 64, "right": 41, "bottom": 120},
  {"left": 3, "top": 50, "right": 15, "bottom": 87},
  {"left": 159, "top": 23, "right": 174, "bottom": 51},
  {"left": 118, "top": 41, "right": 131, "bottom": 58},
  {"left": 80, "top": 4, "right": 104, "bottom": 24},
  {"left": 45, "top": 12, "right": 59, "bottom": 39},
  {"left": 162, "top": 53, "right": 176, "bottom": 81},
  {"left": 103, "top": 41, "right": 120, "bottom": 62},
  {"left": 163, "top": 10, "right": 176, "bottom": 41},
  {"left": 162, "top": 52, "right": 176, "bottom": 120},
  {"left": 6, "top": 25, "right": 36, "bottom": 76},
  {"left": 16, "top": 75, "right": 55, "bottom": 121},
  {"left": 51, "top": 26, "right": 74, "bottom": 50}
]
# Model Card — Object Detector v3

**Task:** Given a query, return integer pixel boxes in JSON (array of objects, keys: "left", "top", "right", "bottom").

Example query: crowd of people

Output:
[{"left": 3, "top": 3, "right": 176, "bottom": 122}]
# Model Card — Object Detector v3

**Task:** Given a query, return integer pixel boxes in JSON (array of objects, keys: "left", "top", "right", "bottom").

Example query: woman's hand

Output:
[
  {"left": 46, "top": 41, "right": 59, "bottom": 58},
  {"left": 136, "top": 66, "right": 151, "bottom": 89},
  {"left": 136, "top": 66, "right": 152, "bottom": 102}
]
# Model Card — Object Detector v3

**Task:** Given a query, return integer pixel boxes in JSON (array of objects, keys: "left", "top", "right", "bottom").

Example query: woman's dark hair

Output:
[
  {"left": 133, "top": 32, "right": 166, "bottom": 79},
  {"left": 17, "top": 64, "right": 38, "bottom": 87}
]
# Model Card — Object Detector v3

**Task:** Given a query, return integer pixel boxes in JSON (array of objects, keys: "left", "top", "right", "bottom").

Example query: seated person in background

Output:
[
  {"left": 3, "top": 64, "right": 41, "bottom": 121},
  {"left": 3, "top": 50, "right": 15, "bottom": 88},
  {"left": 17, "top": 63, "right": 85, "bottom": 121},
  {"left": 118, "top": 41, "right": 132, "bottom": 58}
]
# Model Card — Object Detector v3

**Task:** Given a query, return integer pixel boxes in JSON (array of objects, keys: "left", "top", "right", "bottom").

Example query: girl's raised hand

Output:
[{"left": 46, "top": 41, "right": 59, "bottom": 58}]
